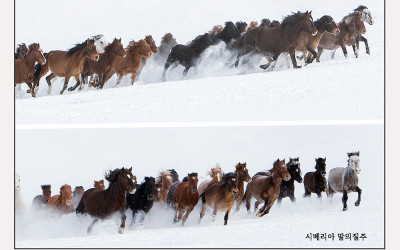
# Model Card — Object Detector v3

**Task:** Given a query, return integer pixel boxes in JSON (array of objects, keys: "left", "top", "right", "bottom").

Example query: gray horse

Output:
[{"left": 327, "top": 152, "right": 361, "bottom": 211}]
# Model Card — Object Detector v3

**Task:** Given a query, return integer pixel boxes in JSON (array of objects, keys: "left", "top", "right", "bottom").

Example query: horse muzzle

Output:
[
  {"left": 369, "top": 20, "right": 374, "bottom": 25},
  {"left": 247, "top": 177, "right": 252, "bottom": 183},
  {"left": 312, "top": 30, "right": 318, "bottom": 36},
  {"left": 129, "top": 188, "right": 136, "bottom": 194},
  {"left": 321, "top": 173, "right": 326, "bottom": 177},
  {"left": 41, "top": 59, "right": 47, "bottom": 65},
  {"left": 94, "top": 56, "right": 100, "bottom": 61},
  {"left": 232, "top": 190, "right": 239, "bottom": 197},
  {"left": 66, "top": 200, "right": 72, "bottom": 206},
  {"left": 191, "top": 187, "right": 197, "bottom": 193},
  {"left": 335, "top": 30, "right": 340, "bottom": 36},
  {"left": 356, "top": 170, "right": 361, "bottom": 174}
]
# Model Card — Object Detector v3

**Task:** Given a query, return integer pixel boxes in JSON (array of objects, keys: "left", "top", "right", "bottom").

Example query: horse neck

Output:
[
  {"left": 345, "top": 162, "right": 357, "bottom": 175},
  {"left": 281, "top": 24, "right": 303, "bottom": 44},
  {"left": 21, "top": 51, "right": 37, "bottom": 69},
  {"left": 102, "top": 48, "right": 119, "bottom": 66},
  {"left": 72, "top": 47, "right": 92, "bottom": 68},
  {"left": 108, "top": 180, "right": 128, "bottom": 201},
  {"left": 271, "top": 171, "right": 283, "bottom": 186}
]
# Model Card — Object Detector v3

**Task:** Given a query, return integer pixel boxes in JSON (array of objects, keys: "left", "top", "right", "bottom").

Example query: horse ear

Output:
[
  {"left": 310, "top": 10, "right": 312, "bottom": 15},
  {"left": 357, "top": 151, "right": 360, "bottom": 156},
  {"left": 129, "top": 167, "right": 132, "bottom": 172},
  {"left": 41, "top": 185, "right": 45, "bottom": 190},
  {"left": 86, "top": 39, "right": 90, "bottom": 44},
  {"left": 94, "top": 180, "right": 96, "bottom": 184},
  {"left": 315, "top": 158, "right": 318, "bottom": 162},
  {"left": 324, "top": 157, "right": 326, "bottom": 161},
  {"left": 283, "top": 159, "right": 286, "bottom": 164}
]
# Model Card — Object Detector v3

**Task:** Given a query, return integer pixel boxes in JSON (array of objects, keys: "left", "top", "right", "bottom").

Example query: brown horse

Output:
[
  {"left": 235, "top": 11, "right": 317, "bottom": 70},
  {"left": 75, "top": 179, "right": 109, "bottom": 214},
  {"left": 15, "top": 43, "right": 28, "bottom": 59},
  {"left": 234, "top": 162, "right": 252, "bottom": 211},
  {"left": 173, "top": 173, "right": 199, "bottom": 225},
  {"left": 34, "top": 39, "right": 99, "bottom": 95},
  {"left": 156, "top": 170, "right": 174, "bottom": 202},
  {"left": 154, "top": 183, "right": 163, "bottom": 202},
  {"left": 32, "top": 184, "right": 51, "bottom": 209},
  {"left": 134, "top": 35, "right": 158, "bottom": 81},
  {"left": 303, "top": 158, "right": 327, "bottom": 198},
  {"left": 199, "top": 172, "right": 239, "bottom": 225},
  {"left": 243, "top": 159, "right": 290, "bottom": 217},
  {"left": 104, "top": 39, "right": 153, "bottom": 86},
  {"left": 295, "top": 15, "right": 340, "bottom": 64},
  {"left": 14, "top": 43, "right": 46, "bottom": 97},
  {"left": 316, "top": 12, "right": 366, "bottom": 61},
  {"left": 197, "top": 164, "right": 223, "bottom": 195},
  {"left": 72, "top": 38, "right": 126, "bottom": 91},
  {"left": 84, "top": 168, "right": 137, "bottom": 234},
  {"left": 46, "top": 184, "right": 74, "bottom": 214}
]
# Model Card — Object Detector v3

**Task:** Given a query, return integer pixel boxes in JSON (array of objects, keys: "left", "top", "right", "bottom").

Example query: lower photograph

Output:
[{"left": 15, "top": 125, "right": 384, "bottom": 248}]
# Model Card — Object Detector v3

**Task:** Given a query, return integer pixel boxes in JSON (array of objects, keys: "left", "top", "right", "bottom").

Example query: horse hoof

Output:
[
  {"left": 118, "top": 227, "right": 125, "bottom": 234},
  {"left": 26, "top": 89, "right": 31, "bottom": 93},
  {"left": 355, "top": 201, "right": 360, "bottom": 206},
  {"left": 343, "top": 207, "right": 348, "bottom": 211},
  {"left": 67, "top": 87, "right": 74, "bottom": 92},
  {"left": 367, "top": 51, "right": 370, "bottom": 55}
]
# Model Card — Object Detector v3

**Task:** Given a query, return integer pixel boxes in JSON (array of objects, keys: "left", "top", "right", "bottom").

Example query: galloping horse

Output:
[
  {"left": 46, "top": 184, "right": 74, "bottom": 214},
  {"left": 156, "top": 170, "right": 174, "bottom": 202},
  {"left": 303, "top": 158, "right": 327, "bottom": 198},
  {"left": 234, "top": 162, "right": 252, "bottom": 211},
  {"left": 32, "top": 184, "right": 52, "bottom": 209},
  {"left": 84, "top": 168, "right": 137, "bottom": 234},
  {"left": 75, "top": 179, "right": 109, "bottom": 214},
  {"left": 327, "top": 152, "right": 362, "bottom": 211},
  {"left": 126, "top": 177, "right": 156, "bottom": 225},
  {"left": 34, "top": 39, "right": 99, "bottom": 95},
  {"left": 278, "top": 157, "right": 303, "bottom": 203},
  {"left": 197, "top": 164, "right": 223, "bottom": 195},
  {"left": 352, "top": 5, "right": 374, "bottom": 55},
  {"left": 14, "top": 43, "right": 46, "bottom": 97},
  {"left": 171, "top": 173, "right": 199, "bottom": 225}
]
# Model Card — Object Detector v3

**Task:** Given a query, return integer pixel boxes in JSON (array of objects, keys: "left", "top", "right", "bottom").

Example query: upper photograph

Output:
[{"left": 15, "top": 0, "right": 384, "bottom": 124}]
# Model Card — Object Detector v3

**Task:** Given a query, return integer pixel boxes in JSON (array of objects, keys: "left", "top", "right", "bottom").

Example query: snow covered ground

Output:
[
  {"left": 15, "top": 0, "right": 384, "bottom": 124},
  {"left": 15, "top": 125, "right": 384, "bottom": 248}
]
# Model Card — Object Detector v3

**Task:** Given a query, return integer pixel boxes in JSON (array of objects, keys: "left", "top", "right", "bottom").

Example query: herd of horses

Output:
[
  {"left": 16, "top": 151, "right": 362, "bottom": 234},
  {"left": 14, "top": 6, "right": 373, "bottom": 97}
]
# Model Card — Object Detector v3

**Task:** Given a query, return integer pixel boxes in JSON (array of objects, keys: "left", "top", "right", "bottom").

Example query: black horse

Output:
[
  {"left": 303, "top": 158, "right": 327, "bottom": 198},
  {"left": 167, "top": 169, "right": 180, "bottom": 183},
  {"left": 235, "top": 21, "right": 248, "bottom": 34},
  {"left": 163, "top": 33, "right": 214, "bottom": 79},
  {"left": 211, "top": 21, "right": 242, "bottom": 45},
  {"left": 277, "top": 157, "right": 303, "bottom": 203},
  {"left": 126, "top": 177, "right": 156, "bottom": 225},
  {"left": 166, "top": 181, "right": 181, "bottom": 207}
]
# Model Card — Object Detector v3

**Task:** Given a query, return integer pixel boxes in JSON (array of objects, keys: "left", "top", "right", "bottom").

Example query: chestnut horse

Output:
[
  {"left": 316, "top": 12, "right": 366, "bottom": 61},
  {"left": 172, "top": 173, "right": 199, "bottom": 225},
  {"left": 73, "top": 38, "right": 126, "bottom": 91},
  {"left": 46, "top": 184, "right": 74, "bottom": 214},
  {"left": 15, "top": 43, "right": 28, "bottom": 59},
  {"left": 242, "top": 159, "right": 290, "bottom": 216},
  {"left": 75, "top": 179, "right": 108, "bottom": 214},
  {"left": 235, "top": 11, "right": 317, "bottom": 70},
  {"left": 84, "top": 168, "right": 137, "bottom": 234},
  {"left": 14, "top": 43, "right": 46, "bottom": 97},
  {"left": 303, "top": 158, "right": 327, "bottom": 198},
  {"left": 32, "top": 184, "right": 51, "bottom": 209},
  {"left": 135, "top": 35, "right": 158, "bottom": 81},
  {"left": 234, "top": 162, "right": 252, "bottom": 211},
  {"left": 155, "top": 170, "right": 174, "bottom": 202},
  {"left": 197, "top": 164, "right": 223, "bottom": 195},
  {"left": 34, "top": 39, "right": 99, "bottom": 95},
  {"left": 199, "top": 172, "right": 239, "bottom": 225}
]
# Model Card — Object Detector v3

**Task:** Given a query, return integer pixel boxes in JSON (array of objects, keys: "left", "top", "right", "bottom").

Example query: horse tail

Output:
[{"left": 200, "top": 192, "right": 206, "bottom": 204}]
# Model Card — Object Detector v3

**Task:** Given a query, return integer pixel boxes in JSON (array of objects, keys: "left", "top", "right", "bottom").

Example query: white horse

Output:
[
  {"left": 327, "top": 152, "right": 361, "bottom": 211},
  {"left": 15, "top": 174, "right": 26, "bottom": 213},
  {"left": 353, "top": 5, "right": 374, "bottom": 56}
]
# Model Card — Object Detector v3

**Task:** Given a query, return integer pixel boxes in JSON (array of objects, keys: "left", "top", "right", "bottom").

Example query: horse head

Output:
[
  {"left": 317, "top": 15, "right": 340, "bottom": 36},
  {"left": 209, "top": 164, "right": 222, "bottom": 182},
  {"left": 110, "top": 38, "right": 126, "bottom": 57},
  {"left": 143, "top": 177, "right": 156, "bottom": 201},
  {"left": 94, "top": 179, "right": 105, "bottom": 190},
  {"left": 117, "top": 167, "right": 137, "bottom": 194},
  {"left": 235, "top": 162, "right": 252, "bottom": 183},
  {"left": 273, "top": 159, "right": 290, "bottom": 181},
  {"left": 29, "top": 43, "right": 46, "bottom": 65},
  {"left": 145, "top": 35, "right": 158, "bottom": 54},
  {"left": 303, "top": 11, "right": 318, "bottom": 36},
  {"left": 60, "top": 184, "right": 72, "bottom": 207},
  {"left": 154, "top": 183, "right": 163, "bottom": 201},
  {"left": 347, "top": 151, "right": 361, "bottom": 174},
  {"left": 288, "top": 157, "right": 302, "bottom": 183},
  {"left": 92, "top": 34, "right": 109, "bottom": 53},
  {"left": 73, "top": 186, "right": 85, "bottom": 196},
  {"left": 85, "top": 39, "right": 100, "bottom": 61},
  {"left": 224, "top": 172, "right": 239, "bottom": 196},
  {"left": 315, "top": 157, "right": 327, "bottom": 177},
  {"left": 41, "top": 184, "right": 52, "bottom": 199},
  {"left": 133, "top": 40, "right": 154, "bottom": 58},
  {"left": 187, "top": 173, "right": 198, "bottom": 193}
]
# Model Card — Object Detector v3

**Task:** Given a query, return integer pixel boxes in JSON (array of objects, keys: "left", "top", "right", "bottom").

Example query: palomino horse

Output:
[
  {"left": 171, "top": 173, "right": 199, "bottom": 225},
  {"left": 32, "top": 184, "right": 51, "bottom": 209},
  {"left": 15, "top": 43, "right": 28, "bottom": 59},
  {"left": 34, "top": 39, "right": 99, "bottom": 95},
  {"left": 197, "top": 164, "right": 223, "bottom": 195},
  {"left": 235, "top": 11, "right": 317, "bottom": 70},
  {"left": 295, "top": 15, "right": 340, "bottom": 64},
  {"left": 105, "top": 39, "right": 153, "bottom": 86},
  {"left": 46, "top": 184, "right": 74, "bottom": 214},
  {"left": 303, "top": 158, "right": 327, "bottom": 198},
  {"left": 234, "top": 162, "right": 252, "bottom": 211},
  {"left": 242, "top": 159, "right": 290, "bottom": 217},
  {"left": 75, "top": 38, "right": 126, "bottom": 91},
  {"left": 278, "top": 157, "right": 303, "bottom": 203},
  {"left": 327, "top": 152, "right": 361, "bottom": 211},
  {"left": 84, "top": 168, "right": 137, "bottom": 234},
  {"left": 352, "top": 5, "right": 374, "bottom": 55},
  {"left": 156, "top": 170, "right": 174, "bottom": 202},
  {"left": 72, "top": 186, "right": 85, "bottom": 209},
  {"left": 15, "top": 174, "right": 25, "bottom": 213},
  {"left": 75, "top": 179, "right": 108, "bottom": 214},
  {"left": 316, "top": 12, "right": 366, "bottom": 61},
  {"left": 126, "top": 177, "right": 156, "bottom": 225},
  {"left": 14, "top": 43, "right": 46, "bottom": 97},
  {"left": 199, "top": 172, "right": 239, "bottom": 225}
]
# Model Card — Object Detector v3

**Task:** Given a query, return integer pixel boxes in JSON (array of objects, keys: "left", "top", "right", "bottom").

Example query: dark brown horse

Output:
[
  {"left": 316, "top": 12, "right": 366, "bottom": 61},
  {"left": 84, "top": 168, "right": 137, "bottom": 234},
  {"left": 34, "top": 39, "right": 99, "bottom": 95},
  {"left": 46, "top": 184, "right": 74, "bottom": 214},
  {"left": 14, "top": 43, "right": 46, "bottom": 97},
  {"left": 242, "top": 159, "right": 290, "bottom": 216},
  {"left": 235, "top": 11, "right": 317, "bottom": 70},
  {"left": 172, "top": 173, "right": 199, "bottom": 225},
  {"left": 32, "top": 184, "right": 51, "bottom": 209},
  {"left": 199, "top": 172, "right": 239, "bottom": 225},
  {"left": 234, "top": 162, "right": 252, "bottom": 211},
  {"left": 303, "top": 158, "right": 327, "bottom": 198},
  {"left": 75, "top": 179, "right": 115, "bottom": 214},
  {"left": 73, "top": 38, "right": 126, "bottom": 91},
  {"left": 295, "top": 15, "right": 340, "bottom": 64},
  {"left": 15, "top": 43, "right": 28, "bottom": 59}
]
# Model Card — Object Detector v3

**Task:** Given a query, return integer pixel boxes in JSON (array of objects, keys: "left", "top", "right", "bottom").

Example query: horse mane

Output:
[
  {"left": 67, "top": 39, "right": 93, "bottom": 56},
  {"left": 314, "top": 15, "right": 333, "bottom": 30},
  {"left": 15, "top": 46, "right": 21, "bottom": 59},
  {"left": 209, "top": 25, "right": 224, "bottom": 35},
  {"left": 281, "top": 11, "right": 307, "bottom": 28},
  {"left": 206, "top": 163, "right": 221, "bottom": 177},
  {"left": 161, "top": 33, "right": 175, "bottom": 43},
  {"left": 156, "top": 170, "right": 172, "bottom": 183},
  {"left": 103, "top": 38, "right": 118, "bottom": 53},
  {"left": 347, "top": 151, "right": 360, "bottom": 158},
  {"left": 354, "top": 5, "right": 368, "bottom": 12},
  {"left": 145, "top": 35, "right": 153, "bottom": 42},
  {"left": 104, "top": 168, "right": 126, "bottom": 185},
  {"left": 91, "top": 34, "right": 104, "bottom": 40},
  {"left": 221, "top": 172, "right": 236, "bottom": 183}
]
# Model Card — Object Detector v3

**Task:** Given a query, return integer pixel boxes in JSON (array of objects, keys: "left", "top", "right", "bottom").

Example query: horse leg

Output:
[
  {"left": 24, "top": 81, "right": 35, "bottom": 98},
  {"left": 254, "top": 200, "right": 261, "bottom": 212},
  {"left": 259, "top": 197, "right": 276, "bottom": 217},
  {"left": 119, "top": 213, "right": 127, "bottom": 234},
  {"left": 130, "top": 72, "right": 138, "bottom": 85},
  {"left": 355, "top": 186, "right": 362, "bottom": 206},
  {"left": 68, "top": 75, "right": 81, "bottom": 92},
  {"left": 211, "top": 205, "right": 218, "bottom": 222},
  {"left": 173, "top": 208, "right": 179, "bottom": 223},
  {"left": 245, "top": 192, "right": 251, "bottom": 212},
  {"left": 115, "top": 75, "right": 123, "bottom": 86},
  {"left": 305, "top": 46, "right": 318, "bottom": 64},
  {"left": 182, "top": 208, "right": 193, "bottom": 226},
  {"left": 316, "top": 192, "right": 322, "bottom": 198},
  {"left": 46, "top": 73, "right": 56, "bottom": 95},
  {"left": 354, "top": 38, "right": 360, "bottom": 58},
  {"left": 340, "top": 42, "right": 348, "bottom": 58},
  {"left": 139, "top": 212, "right": 146, "bottom": 225},
  {"left": 223, "top": 208, "right": 231, "bottom": 226},
  {"left": 289, "top": 194, "right": 296, "bottom": 203},
  {"left": 327, "top": 183, "right": 335, "bottom": 198},
  {"left": 303, "top": 188, "right": 311, "bottom": 198},
  {"left": 130, "top": 211, "right": 136, "bottom": 226},
  {"left": 182, "top": 66, "right": 191, "bottom": 77},
  {"left": 342, "top": 190, "right": 348, "bottom": 211},
  {"left": 87, "top": 218, "right": 99, "bottom": 234},
  {"left": 289, "top": 50, "right": 300, "bottom": 69},
  {"left": 177, "top": 208, "right": 184, "bottom": 222},
  {"left": 60, "top": 76, "right": 71, "bottom": 94},
  {"left": 199, "top": 201, "right": 207, "bottom": 223},
  {"left": 256, "top": 198, "right": 269, "bottom": 217},
  {"left": 361, "top": 36, "right": 370, "bottom": 55},
  {"left": 316, "top": 47, "right": 324, "bottom": 62}
]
